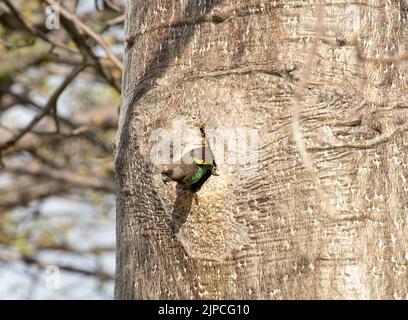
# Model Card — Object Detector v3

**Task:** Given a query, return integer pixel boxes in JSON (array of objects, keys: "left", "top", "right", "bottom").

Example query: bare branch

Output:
[
  {"left": 5, "top": 162, "right": 115, "bottom": 193},
  {"left": 56, "top": 12, "right": 120, "bottom": 91},
  {"left": 43, "top": 0, "right": 123, "bottom": 71},
  {"left": 0, "top": 88, "right": 112, "bottom": 153},
  {"left": 0, "top": 249, "right": 113, "bottom": 280},
  {"left": 34, "top": 244, "right": 115, "bottom": 255},
  {"left": 0, "top": 181, "right": 66, "bottom": 209},
  {"left": 2, "top": 0, "right": 78, "bottom": 54},
  {"left": 105, "top": 14, "right": 125, "bottom": 27},
  {"left": 0, "top": 64, "right": 86, "bottom": 152},
  {"left": 103, "top": 0, "right": 125, "bottom": 13}
]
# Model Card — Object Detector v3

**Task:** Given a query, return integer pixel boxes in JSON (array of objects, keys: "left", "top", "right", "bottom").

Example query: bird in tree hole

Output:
[{"left": 161, "top": 146, "right": 217, "bottom": 191}]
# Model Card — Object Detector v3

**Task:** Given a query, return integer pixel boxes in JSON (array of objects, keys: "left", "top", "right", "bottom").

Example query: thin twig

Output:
[
  {"left": 0, "top": 64, "right": 86, "bottom": 151},
  {"left": 0, "top": 84, "right": 112, "bottom": 152},
  {"left": 0, "top": 36, "right": 35, "bottom": 49},
  {"left": 0, "top": 249, "right": 113, "bottom": 280},
  {"left": 57, "top": 11, "right": 120, "bottom": 91},
  {"left": 0, "top": 181, "right": 65, "bottom": 208},
  {"left": 106, "top": 14, "right": 125, "bottom": 27},
  {"left": 103, "top": 0, "right": 124, "bottom": 13},
  {"left": 2, "top": 0, "right": 77, "bottom": 54},
  {"left": 5, "top": 162, "right": 115, "bottom": 193},
  {"left": 51, "top": 105, "right": 60, "bottom": 133},
  {"left": 44, "top": 0, "right": 123, "bottom": 70}
]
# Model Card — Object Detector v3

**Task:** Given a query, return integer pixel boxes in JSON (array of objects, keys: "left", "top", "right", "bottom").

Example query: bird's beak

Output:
[{"left": 194, "top": 158, "right": 205, "bottom": 165}]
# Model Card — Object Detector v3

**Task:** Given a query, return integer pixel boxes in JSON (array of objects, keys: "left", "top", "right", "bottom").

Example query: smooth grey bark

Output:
[{"left": 115, "top": 0, "right": 408, "bottom": 299}]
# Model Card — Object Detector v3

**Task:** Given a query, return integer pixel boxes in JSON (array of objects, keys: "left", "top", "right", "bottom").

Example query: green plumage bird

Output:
[{"left": 161, "top": 148, "right": 216, "bottom": 189}]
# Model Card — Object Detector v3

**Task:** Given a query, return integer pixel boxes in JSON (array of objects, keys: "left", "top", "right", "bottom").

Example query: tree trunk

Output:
[{"left": 115, "top": 0, "right": 408, "bottom": 299}]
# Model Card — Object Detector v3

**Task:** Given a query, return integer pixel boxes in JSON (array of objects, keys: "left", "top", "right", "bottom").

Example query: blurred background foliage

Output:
[{"left": 0, "top": 0, "right": 125, "bottom": 299}]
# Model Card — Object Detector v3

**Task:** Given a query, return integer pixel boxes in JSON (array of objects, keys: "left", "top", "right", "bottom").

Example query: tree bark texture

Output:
[{"left": 115, "top": 0, "right": 408, "bottom": 299}]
